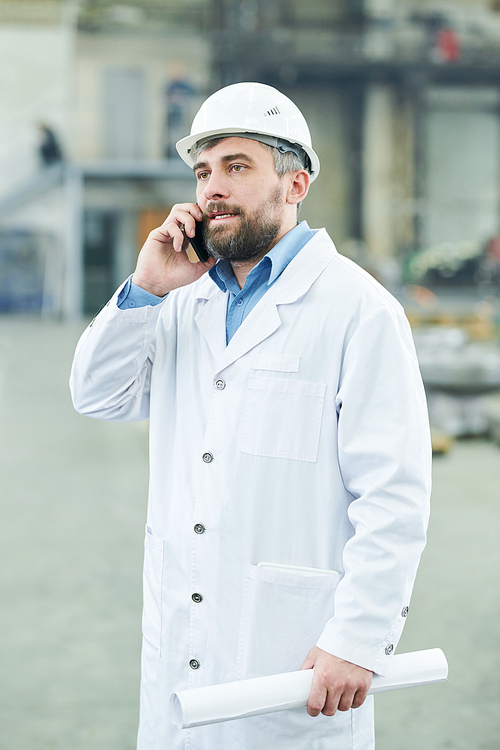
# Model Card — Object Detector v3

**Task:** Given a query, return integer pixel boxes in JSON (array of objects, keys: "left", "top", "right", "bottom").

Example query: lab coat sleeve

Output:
[
  {"left": 315, "top": 303, "right": 432, "bottom": 676},
  {"left": 70, "top": 282, "right": 166, "bottom": 421}
]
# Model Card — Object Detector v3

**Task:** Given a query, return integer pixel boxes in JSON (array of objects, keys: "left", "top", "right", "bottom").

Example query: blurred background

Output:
[{"left": 0, "top": 0, "right": 499, "bottom": 747}]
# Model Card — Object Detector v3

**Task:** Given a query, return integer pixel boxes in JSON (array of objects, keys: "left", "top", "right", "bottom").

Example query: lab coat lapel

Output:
[
  {"left": 216, "top": 229, "right": 336, "bottom": 372},
  {"left": 194, "top": 279, "right": 228, "bottom": 362},
  {"left": 217, "top": 298, "right": 282, "bottom": 371}
]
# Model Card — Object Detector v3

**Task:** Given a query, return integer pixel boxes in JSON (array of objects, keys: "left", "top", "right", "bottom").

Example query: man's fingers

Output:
[
  {"left": 309, "top": 683, "right": 365, "bottom": 717},
  {"left": 319, "top": 687, "right": 341, "bottom": 717},
  {"left": 162, "top": 205, "right": 203, "bottom": 239},
  {"left": 133, "top": 202, "right": 210, "bottom": 296},
  {"left": 299, "top": 654, "right": 315, "bottom": 671},
  {"left": 150, "top": 222, "right": 191, "bottom": 254},
  {"left": 307, "top": 681, "right": 330, "bottom": 717},
  {"left": 351, "top": 685, "right": 370, "bottom": 709},
  {"left": 148, "top": 222, "right": 181, "bottom": 247},
  {"left": 337, "top": 687, "right": 357, "bottom": 712},
  {"left": 303, "top": 648, "right": 373, "bottom": 719},
  {"left": 307, "top": 665, "right": 343, "bottom": 717},
  {"left": 162, "top": 202, "right": 203, "bottom": 222}
]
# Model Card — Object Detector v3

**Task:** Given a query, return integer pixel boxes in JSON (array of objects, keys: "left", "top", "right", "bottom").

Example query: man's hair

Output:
[
  {"left": 194, "top": 137, "right": 305, "bottom": 212},
  {"left": 261, "top": 143, "right": 305, "bottom": 177}
]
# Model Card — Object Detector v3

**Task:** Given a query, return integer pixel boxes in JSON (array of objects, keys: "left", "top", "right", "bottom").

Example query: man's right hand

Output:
[{"left": 132, "top": 203, "right": 216, "bottom": 297}]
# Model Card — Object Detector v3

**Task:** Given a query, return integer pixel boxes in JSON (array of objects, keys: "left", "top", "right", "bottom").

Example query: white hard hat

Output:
[{"left": 176, "top": 82, "right": 320, "bottom": 182}]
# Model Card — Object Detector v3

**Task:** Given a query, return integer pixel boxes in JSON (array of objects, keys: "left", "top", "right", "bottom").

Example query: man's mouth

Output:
[
  {"left": 208, "top": 212, "right": 239, "bottom": 222},
  {"left": 206, "top": 206, "right": 242, "bottom": 225}
]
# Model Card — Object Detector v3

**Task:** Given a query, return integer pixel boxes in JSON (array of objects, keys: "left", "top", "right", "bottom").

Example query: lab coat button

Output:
[
  {"left": 189, "top": 659, "right": 200, "bottom": 670},
  {"left": 385, "top": 644, "right": 394, "bottom": 655},
  {"left": 192, "top": 593, "right": 203, "bottom": 603},
  {"left": 202, "top": 452, "right": 214, "bottom": 463},
  {"left": 401, "top": 606, "right": 409, "bottom": 618},
  {"left": 215, "top": 379, "right": 226, "bottom": 390},
  {"left": 194, "top": 524, "right": 206, "bottom": 534}
]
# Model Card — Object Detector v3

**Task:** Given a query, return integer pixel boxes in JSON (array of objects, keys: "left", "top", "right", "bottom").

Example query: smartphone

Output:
[{"left": 188, "top": 219, "right": 210, "bottom": 263}]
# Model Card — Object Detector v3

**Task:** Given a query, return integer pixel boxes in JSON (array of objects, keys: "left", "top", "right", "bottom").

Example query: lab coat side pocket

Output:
[
  {"left": 236, "top": 564, "right": 341, "bottom": 680},
  {"left": 142, "top": 525, "right": 164, "bottom": 655}
]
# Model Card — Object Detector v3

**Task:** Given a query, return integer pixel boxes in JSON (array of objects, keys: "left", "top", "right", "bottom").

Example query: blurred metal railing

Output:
[{"left": 0, "top": 164, "right": 65, "bottom": 221}]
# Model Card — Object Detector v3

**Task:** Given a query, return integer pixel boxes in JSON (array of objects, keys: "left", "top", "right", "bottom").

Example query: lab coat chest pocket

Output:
[
  {"left": 142, "top": 525, "right": 164, "bottom": 654},
  {"left": 239, "top": 356, "right": 326, "bottom": 462},
  {"left": 237, "top": 564, "right": 341, "bottom": 680}
]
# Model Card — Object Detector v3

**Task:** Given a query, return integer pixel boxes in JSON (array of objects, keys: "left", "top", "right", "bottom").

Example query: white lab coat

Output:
[{"left": 70, "top": 229, "right": 431, "bottom": 750}]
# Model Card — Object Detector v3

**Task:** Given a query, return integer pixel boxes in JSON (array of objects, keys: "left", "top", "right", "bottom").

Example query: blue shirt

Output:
[{"left": 118, "top": 220, "right": 314, "bottom": 343}]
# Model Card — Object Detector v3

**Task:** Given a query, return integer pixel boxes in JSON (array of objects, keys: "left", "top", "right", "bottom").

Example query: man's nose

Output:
[{"left": 200, "top": 172, "right": 229, "bottom": 202}]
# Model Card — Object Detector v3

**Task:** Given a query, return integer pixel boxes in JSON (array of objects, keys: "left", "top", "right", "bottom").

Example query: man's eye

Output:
[
  {"left": 197, "top": 172, "right": 209, "bottom": 180},
  {"left": 231, "top": 165, "right": 244, "bottom": 172}
]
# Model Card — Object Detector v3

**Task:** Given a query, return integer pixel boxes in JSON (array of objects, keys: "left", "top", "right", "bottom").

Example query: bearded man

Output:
[{"left": 70, "top": 82, "right": 431, "bottom": 750}]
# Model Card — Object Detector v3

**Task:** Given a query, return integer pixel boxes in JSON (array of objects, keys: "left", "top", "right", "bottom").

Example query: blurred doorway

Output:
[{"left": 83, "top": 210, "right": 118, "bottom": 315}]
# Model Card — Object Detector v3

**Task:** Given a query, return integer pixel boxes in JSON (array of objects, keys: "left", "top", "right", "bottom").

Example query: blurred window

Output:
[{"left": 424, "top": 88, "right": 500, "bottom": 248}]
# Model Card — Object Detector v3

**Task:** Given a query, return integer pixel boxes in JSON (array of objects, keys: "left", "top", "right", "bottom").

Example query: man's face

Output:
[{"left": 193, "top": 137, "right": 287, "bottom": 263}]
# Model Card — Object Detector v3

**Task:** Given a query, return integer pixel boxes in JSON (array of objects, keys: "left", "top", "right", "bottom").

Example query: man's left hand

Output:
[{"left": 299, "top": 647, "right": 373, "bottom": 717}]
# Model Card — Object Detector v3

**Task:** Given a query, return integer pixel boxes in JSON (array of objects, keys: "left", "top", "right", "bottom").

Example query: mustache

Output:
[{"left": 203, "top": 203, "right": 244, "bottom": 219}]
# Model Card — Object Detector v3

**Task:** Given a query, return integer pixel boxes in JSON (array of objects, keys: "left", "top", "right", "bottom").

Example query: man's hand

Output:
[
  {"left": 132, "top": 203, "right": 216, "bottom": 297},
  {"left": 300, "top": 647, "right": 373, "bottom": 717}
]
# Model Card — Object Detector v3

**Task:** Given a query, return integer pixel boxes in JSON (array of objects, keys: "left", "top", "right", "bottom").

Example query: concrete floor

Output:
[{"left": 0, "top": 317, "right": 499, "bottom": 749}]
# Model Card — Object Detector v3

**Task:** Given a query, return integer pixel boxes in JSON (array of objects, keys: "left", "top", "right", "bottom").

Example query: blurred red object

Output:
[
  {"left": 437, "top": 28, "right": 461, "bottom": 62},
  {"left": 406, "top": 285, "right": 438, "bottom": 310},
  {"left": 486, "top": 235, "right": 500, "bottom": 263}
]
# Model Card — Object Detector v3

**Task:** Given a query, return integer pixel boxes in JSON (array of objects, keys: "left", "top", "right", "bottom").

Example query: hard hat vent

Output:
[{"left": 265, "top": 106, "right": 281, "bottom": 116}]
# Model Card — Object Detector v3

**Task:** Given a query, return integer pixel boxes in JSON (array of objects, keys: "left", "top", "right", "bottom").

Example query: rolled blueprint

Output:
[{"left": 171, "top": 648, "right": 448, "bottom": 729}]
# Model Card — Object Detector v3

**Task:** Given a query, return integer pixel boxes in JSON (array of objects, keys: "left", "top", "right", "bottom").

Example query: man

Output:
[
  {"left": 70, "top": 82, "right": 431, "bottom": 750},
  {"left": 37, "top": 122, "right": 64, "bottom": 166}
]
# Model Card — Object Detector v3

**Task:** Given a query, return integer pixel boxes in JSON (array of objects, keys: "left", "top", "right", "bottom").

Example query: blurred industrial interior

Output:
[{"left": 1, "top": 0, "right": 500, "bottom": 747}]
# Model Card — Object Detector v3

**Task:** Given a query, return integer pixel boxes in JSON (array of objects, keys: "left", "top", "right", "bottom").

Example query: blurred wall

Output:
[
  {"left": 0, "top": 23, "right": 73, "bottom": 195},
  {"left": 0, "top": 21, "right": 74, "bottom": 234},
  {"left": 0, "top": 10, "right": 210, "bottom": 317},
  {"left": 3, "top": 0, "right": 500, "bottom": 315},
  {"left": 293, "top": 88, "right": 355, "bottom": 245},
  {"left": 74, "top": 32, "right": 209, "bottom": 161}
]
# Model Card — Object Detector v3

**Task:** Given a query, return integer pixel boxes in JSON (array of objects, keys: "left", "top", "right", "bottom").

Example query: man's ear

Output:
[{"left": 286, "top": 170, "right": 310, "bottom": 206}]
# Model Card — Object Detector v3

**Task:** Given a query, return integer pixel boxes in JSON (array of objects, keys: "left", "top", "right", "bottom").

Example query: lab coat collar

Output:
[
  {"left": 194, "top": 229, "right": 336, "bottom": 371},
  {"left": 273, "top": 228, "right": 336, "bottom": 304}
]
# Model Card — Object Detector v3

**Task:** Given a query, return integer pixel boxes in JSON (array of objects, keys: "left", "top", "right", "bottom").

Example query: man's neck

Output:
[{"left": 230, "top": 255, "right": 266, "bottom": 290}]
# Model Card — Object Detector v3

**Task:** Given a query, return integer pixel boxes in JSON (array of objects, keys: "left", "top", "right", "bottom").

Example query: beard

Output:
[{"left": 202, "top": 185, "right": 284, "bottom": 264}]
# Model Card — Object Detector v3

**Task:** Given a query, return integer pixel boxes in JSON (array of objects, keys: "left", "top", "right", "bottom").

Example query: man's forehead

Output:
[{"left": 194, "top": 136, "right": 271, "bottom": 167}]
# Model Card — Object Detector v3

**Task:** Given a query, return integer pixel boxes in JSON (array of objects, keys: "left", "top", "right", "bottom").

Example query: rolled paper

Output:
[{"left": 170, "top": 648, "right": 448, "bottom": 729}]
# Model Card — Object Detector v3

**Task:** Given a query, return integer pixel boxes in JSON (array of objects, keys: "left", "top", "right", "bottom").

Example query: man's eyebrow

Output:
[
  {"left": 220, "top": 152, "right": 256, "bottom": 164},
  {"left": 193, "top": 159, "right": 208, "bottom": 172},
  {"left": 193, "top": 152, "right": 256, "bottom": 172}
]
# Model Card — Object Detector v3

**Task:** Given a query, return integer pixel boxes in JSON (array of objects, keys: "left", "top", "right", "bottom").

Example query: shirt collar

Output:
[{"left": 209, "top": 220, "right": 313, "bottom": 293}]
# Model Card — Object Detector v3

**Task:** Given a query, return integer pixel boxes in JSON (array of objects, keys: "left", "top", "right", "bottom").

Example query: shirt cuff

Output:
[{"left": 117, "top": 276, "right": 168, "bottom": 309}]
